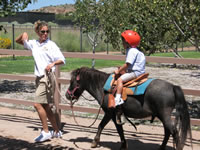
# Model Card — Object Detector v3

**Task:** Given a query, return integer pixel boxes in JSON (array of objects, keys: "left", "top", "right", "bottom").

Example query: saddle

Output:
[
  {"left": 108, "top": 73, "right": 149, "bottom": 108},
  {"left": 113, "top": 73, "right": 149, "bottom": 87}
]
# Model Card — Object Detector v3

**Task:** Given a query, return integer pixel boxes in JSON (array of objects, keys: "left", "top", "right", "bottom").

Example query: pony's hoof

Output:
[
  {"left": 158, "top": 146, "right": 166, "bottom": 150},
  {"left": 91, "top": 142, "right": 97, "bottom": 148},
  {"left": 120, "top": 142, "right": 128, "bottom": 150},
  {"left": 91, "top": 138, "right": 100, "bottom": 148}
]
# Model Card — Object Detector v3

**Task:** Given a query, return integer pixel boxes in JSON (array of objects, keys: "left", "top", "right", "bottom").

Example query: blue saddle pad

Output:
[
  {"left": 103, "top": 74, "right": 154, "bottom": 95},
  {"left": 128, "top": 78, "right": 154, "bottom": 95},
  {"left": 103, "top": 74, "right": 115, "bottom": 92}
]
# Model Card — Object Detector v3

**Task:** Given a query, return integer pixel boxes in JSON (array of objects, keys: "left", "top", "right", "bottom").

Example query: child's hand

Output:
[{"left": 114, "top": 69, "right": 120, "bottom": 75}]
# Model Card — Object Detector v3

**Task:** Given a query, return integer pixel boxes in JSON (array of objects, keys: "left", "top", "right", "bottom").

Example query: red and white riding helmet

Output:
[{"left": 121, "top": 30, "right": 141, "bottom": 48}]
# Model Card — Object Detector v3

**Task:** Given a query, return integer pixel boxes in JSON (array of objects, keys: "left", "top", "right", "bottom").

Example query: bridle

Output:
[{"left": 66, "top": 85, "right": 80, "bottom": 102}]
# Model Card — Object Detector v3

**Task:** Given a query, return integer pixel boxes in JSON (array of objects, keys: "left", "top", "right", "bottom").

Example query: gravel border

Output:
[{"left": 0, "top": 65, "right": 200, "bottom": 120}]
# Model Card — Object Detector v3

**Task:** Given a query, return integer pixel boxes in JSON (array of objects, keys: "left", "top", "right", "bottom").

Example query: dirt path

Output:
[
  {"left": 0, "top": 106, "right": 199, "bottom": 150},
  {"left": 0, "top": 66, "right": 200, "bottom": 149}
]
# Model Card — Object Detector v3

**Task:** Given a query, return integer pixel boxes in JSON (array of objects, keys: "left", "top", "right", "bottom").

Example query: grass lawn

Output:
[
  {"left": 151, "top": 51, "right": 200, "bottom": 58},
  {"left": 0, "top": 56, "right": 123, "bottom": 74},
  {"left": 0, "top": 51, "right": 199, "bottom": 74}
]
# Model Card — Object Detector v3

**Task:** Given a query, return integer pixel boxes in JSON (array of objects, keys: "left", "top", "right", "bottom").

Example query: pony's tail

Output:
[{"left": 173, "top": 85, "right": 192, "bottom": 150}]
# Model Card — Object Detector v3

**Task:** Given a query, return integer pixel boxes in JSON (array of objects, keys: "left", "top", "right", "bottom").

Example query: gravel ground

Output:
[{"left": 0, "top": 64, "right": 200, "bottom": 119}]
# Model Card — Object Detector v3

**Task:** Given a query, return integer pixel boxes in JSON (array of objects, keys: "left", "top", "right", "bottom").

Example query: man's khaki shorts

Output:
[{"left": 35, "top": 73, "right": 55, "bottom": 104}]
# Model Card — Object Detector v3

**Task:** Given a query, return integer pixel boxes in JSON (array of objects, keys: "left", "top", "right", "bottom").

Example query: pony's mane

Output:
[{"left": 71, "top": 67, "right": 109, "bottom": 82}]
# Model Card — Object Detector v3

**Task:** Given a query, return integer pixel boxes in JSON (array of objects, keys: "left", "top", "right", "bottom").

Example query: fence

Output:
[
  {"left": 1, "top": 24, "right": 195, "bottom": 54},
  {"left": 0, "top": 24, "right": 112, "bottom": 53},
  {"left": 0, "top": 49, "right": 200, "bottom": 126}
]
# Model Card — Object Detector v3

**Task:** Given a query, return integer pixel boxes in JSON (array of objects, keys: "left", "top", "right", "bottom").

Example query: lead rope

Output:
[
  {"left": 48, "top": 71, "right": 80, "bottom": 126},
  {"left": 50, "top": 71, "right": 104, "bottom": 127},
  {"left": 43, "top": 71, "right": 57, "bottom": 113},
  {"left": 69, "top": 98, "right": 80, "bottom": 126},
  {"left": 48, "top": 71, "right": 71, "bottom": 105},
  {"left": 88, "top": 92, "right": 105, "bottom": 128}
]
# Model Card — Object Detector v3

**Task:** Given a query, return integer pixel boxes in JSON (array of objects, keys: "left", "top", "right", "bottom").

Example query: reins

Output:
[
  {"left": 88, "top": 92, "right": 105, "bottom": 128},
  {"left": 80, "top": 95, "right": 96, "bottom": 101}
]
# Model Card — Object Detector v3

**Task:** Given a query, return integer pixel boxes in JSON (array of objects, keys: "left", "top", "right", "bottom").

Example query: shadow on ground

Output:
[
  {"left": 0, "top": 110, "right": 197, "bottom": 150},
  {"left": 0, "top": 80, "right": 35, "bottom": 93},
  {"left": 0, "top": 136, "right": 72, "bottom": 150}
]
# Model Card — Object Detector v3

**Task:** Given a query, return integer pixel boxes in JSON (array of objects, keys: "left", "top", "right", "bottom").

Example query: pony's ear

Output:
[
  {"left": 74, "top": 68, "right": 80, "bottom": 81},
  {"left": 76, "top": 75, "right": 80, "bottom": 81}
]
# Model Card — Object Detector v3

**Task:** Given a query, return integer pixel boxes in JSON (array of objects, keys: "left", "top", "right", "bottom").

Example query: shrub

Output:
[{"left": 0, "top": 37, "right": 11, "bottom": 49}]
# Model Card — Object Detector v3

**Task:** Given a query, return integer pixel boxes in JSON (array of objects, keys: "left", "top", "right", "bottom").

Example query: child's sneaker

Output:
[
  {"left": 51, "top": 130, "right": 62, "bottom": 138},
  {"left": 34, "top": 130, "right": 52, "bottom": 142},
  {"left": 114, "top": 97, "right": 124, "bottom": 106}
]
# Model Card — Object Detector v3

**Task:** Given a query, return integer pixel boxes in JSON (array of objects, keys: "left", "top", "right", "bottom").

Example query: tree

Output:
[
  {"left": 0, "top": 0, "right": 37, "bottom": 33},
  {"left": 169, "top": 0, "right": 200, "bottom": 52},
  {"left": 73, "top": 0, "right": 200, "bottom": 56},
  {"left": 73, "top": 0, "right": 169, "bottom": 54},
  {"left": 0, "top": 0, "right": 36, "bottom": 17},
  {"left": 73, "top": 0, "right": 103, "bottom": 68}
]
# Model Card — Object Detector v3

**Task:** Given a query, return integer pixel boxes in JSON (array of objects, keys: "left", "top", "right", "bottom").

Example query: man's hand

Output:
[
  {"left": 45, "top": 63, "right": 55, "bottom": 72},
  {"left": 15, "top": 32, "right": 28, "bottom": 45}
]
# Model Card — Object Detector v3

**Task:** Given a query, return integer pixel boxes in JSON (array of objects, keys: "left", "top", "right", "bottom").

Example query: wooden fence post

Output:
[{"left": 54, "top": 65, "right": 61, "bottom": 129}]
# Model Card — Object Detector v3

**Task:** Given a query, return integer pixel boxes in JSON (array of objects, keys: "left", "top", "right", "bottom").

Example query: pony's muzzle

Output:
[
  {"left": 65, "top": 89, "right": 78, "bottom": 100},
  {"left": 65, "top": 90, "right": 73, "bottom": 100}
]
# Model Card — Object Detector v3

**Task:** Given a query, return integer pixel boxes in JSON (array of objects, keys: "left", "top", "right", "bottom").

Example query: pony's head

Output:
[
  {"left": 65, "top": 67, "right": 87, "bottom": 101},
  {"left": 66, "top": 67, "right": 109, "bottom": 102}
]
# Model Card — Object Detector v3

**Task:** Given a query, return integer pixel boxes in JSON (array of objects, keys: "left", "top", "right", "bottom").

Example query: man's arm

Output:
[
  {"left": 46, "top": 60, "right": 65, "bottom": 72},
  {"left": 15, "top": 32, "right": 28, "bottom": 45}
]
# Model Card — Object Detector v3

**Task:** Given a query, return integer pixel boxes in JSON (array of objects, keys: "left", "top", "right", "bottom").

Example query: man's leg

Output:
[
  {"left": 34, "top": 103, "right": 49, "bottom": 132},
  {"left": 43, "top": 104, "right": 59, "bottom": 132},
  {"left": 43, "top": 104, "right": 62, "bottom": 138},
  {"left": 34, "top": 103, "right": 52, "bottom": 142}
]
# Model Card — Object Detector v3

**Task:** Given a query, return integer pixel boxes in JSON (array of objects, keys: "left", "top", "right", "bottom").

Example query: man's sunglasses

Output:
[{"left": 40, "top": 30, "right": 49, "bottom": 34}]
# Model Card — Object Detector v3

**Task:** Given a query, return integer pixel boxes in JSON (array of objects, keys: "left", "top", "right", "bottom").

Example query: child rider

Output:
[{"left": 114, "top": 30, "right": 146, "bottom": 125}]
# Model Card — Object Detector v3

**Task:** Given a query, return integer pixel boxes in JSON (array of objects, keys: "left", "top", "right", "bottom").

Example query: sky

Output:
[{"left": 23, "top": 0, "right": 75, "bottom": 11}]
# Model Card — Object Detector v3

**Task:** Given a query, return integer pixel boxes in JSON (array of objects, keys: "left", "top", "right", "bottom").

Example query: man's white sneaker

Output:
[
  {"left": 51, "top": 130, "right": 62, "bottom": 138},
  {"left": 34, "top": 130, "right": 52, "bottom": 142}
]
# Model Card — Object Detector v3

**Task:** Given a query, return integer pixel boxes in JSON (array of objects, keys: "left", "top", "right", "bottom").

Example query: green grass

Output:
[
  {"left": 0, "top": 56, "right": 34, "bottom": 74},
  {"left": 0, "top": 56, "right": 123, "bottom": 74},
  {"left": 0, "top": 51, "right": 199, "bottom": 74},
  {"left": 151, "top": 51, "right": 200, "bottom": 58},
  {"left": 63, "top": 57, "right": 123, "bottom": 71}
]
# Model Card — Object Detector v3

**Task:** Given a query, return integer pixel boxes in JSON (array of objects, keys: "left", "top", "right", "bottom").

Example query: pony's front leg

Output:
[
  {"left": 91, "top": 113, "right": 112, "bottom": 148},
  {"left": 113, "top": 117, "right": 128, "bottom": 150}
]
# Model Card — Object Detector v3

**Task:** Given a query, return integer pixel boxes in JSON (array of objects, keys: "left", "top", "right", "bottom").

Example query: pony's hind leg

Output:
[
  {"left": 91, "top": 113, "right": 112, "bottom": 148},
  {"left": 159, "top": 117, "right": 177, "bottom": 150}
]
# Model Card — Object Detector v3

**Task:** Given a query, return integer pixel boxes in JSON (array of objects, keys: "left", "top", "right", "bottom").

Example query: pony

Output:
[{"left": 65, "top": 67, "right": 192, "bottom": 150}]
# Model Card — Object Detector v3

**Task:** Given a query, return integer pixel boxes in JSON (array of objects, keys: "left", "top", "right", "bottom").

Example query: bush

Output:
[{"left": 0, "top": 37, "right": 11, "bottom": 49}]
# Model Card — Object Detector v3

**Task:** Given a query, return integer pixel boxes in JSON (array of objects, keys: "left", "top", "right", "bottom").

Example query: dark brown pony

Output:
[{"left": 65, "top": 67, "right": 192, "bottom": 150}]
